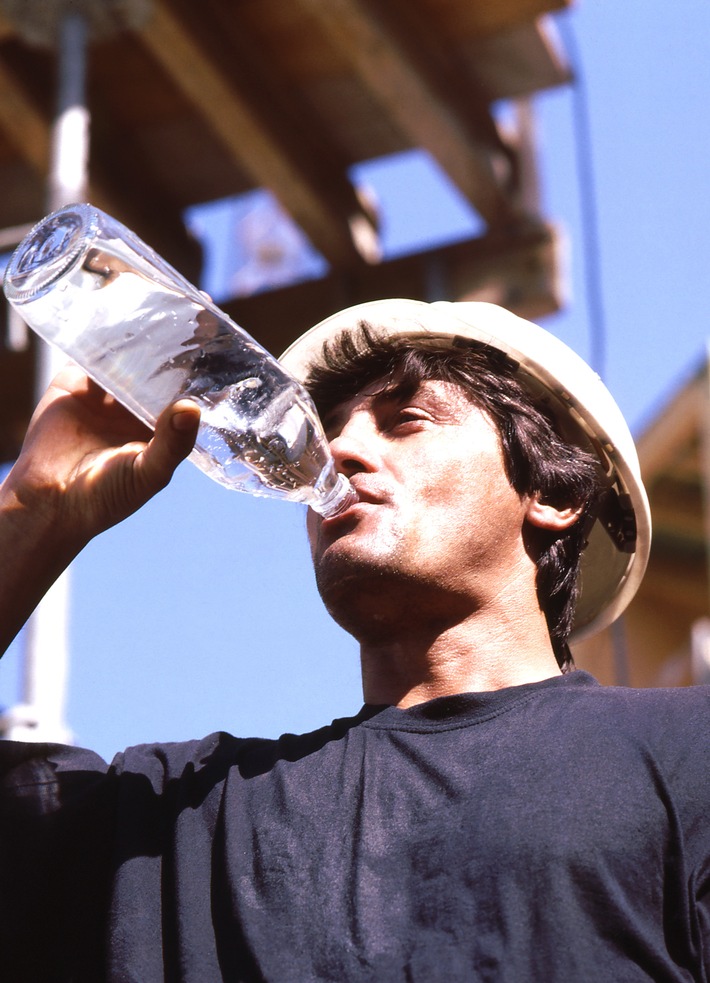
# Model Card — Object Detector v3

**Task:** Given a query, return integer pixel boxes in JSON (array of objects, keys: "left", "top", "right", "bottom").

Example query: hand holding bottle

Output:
[
  {"left": 2, "top": 361, "right": 200, "bottom": 544},
  {"left": 4, "top": 204, "right": 355, "bottom": 518},
  {"left": 0, "top": 363, "right": 201, "bottom": 656}
]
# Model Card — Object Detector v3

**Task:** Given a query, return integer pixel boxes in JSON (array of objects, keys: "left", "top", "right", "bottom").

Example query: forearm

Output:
[
  {"left": 0, "top": 474, "right": 86, "bottom": 656},
  {"left": 0, "top": 370, "right": 201, "bottom": 658}
]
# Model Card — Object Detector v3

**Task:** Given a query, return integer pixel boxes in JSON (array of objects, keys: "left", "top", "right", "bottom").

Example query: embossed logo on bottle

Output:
[{"left": 18, "top": 216, "right": 81, "bottom": 274}]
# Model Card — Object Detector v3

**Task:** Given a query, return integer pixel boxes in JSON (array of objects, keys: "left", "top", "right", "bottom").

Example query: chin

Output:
[
  {"left": 314, "top": 533, "right": 400, "bottom": 581},
  {"left": 314, "top": 544, "right": 427, "bottom": 618}
]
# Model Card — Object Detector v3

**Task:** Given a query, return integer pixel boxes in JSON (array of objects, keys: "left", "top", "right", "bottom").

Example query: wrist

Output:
[
  {"left": 0, "top": 465, "right": 85, "bottom": 562},
  {"left": 0, "top": 474, "right": 83, "bottom": 657}
]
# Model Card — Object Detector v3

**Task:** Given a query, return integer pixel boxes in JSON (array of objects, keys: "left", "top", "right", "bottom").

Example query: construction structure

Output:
[
  {"left": 0, "top": 0, "right": 574, "bottom": 741},
  {"left": 0, "top": 0, "right": 573, "bottom": 458},
  {"left": 575, "top": 356, "right": 710, "bottom": 689}
]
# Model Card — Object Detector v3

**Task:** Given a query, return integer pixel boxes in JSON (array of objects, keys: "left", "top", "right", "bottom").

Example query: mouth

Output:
[
  {"left": 317, "top": 480, "right": 388, "bottom": 531},
  {"left": 319, "top": 496, "right": 366, "bottom": 530}
]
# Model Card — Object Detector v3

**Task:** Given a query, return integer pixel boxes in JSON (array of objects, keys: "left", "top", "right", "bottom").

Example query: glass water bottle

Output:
[{"left": 3, "top": 203, "right": 356, "bottom": 517}]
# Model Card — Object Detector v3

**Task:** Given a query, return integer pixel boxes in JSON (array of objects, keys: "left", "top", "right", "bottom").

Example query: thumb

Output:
[{"left": 134, "top": 399, "right": 201, "bottom": 495}]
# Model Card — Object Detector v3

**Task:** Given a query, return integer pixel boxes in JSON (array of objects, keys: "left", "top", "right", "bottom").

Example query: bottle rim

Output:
[{"left": 3, "top": 203, "right": 99, "bottom": 304}]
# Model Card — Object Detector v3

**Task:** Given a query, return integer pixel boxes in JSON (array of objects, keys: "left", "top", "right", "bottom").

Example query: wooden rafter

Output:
[
  {"left": 136, "top": 0, "right": 381, "bottom": 268},
  {"left": 295, "top": 0, "right": 523, "bottom": 229},
  {"left": 223, "top": 224, "right": 561, "bottom": 356},
  {"left": 0, "top": 0, "right": 573, "bottom": 464},
  {"left": 637, "top": 370, "right": 705, "bottom": 483},
  {"left": 0, "top": 45, "right": 202, "bottom": 277},
  {"left": 0, "top": 54, "right": 49, "bottom": 174}
]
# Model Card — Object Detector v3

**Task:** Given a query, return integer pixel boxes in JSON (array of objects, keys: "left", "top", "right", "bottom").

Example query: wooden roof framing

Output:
[{"left": 0, "top": 0, "right": 572, "bottom": 462}]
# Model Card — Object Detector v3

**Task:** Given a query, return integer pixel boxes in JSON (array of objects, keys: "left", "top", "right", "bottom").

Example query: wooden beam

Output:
[
  {"left": 0, "top": 54, "right": 50, "bottom": 174},
  {"left": 295, "top": 0, "right": 522, "bottom": 230},
  {"left": 649, "top": 501, "right": 705, "bottom": 547},
  {"left": 0, "top": 50, "right": 123, "bottom": 209},
  {"left": 637, "top": 367, "right": 705, "bottom": 482},
  {"left": 436, "top": 0, "right": 571, "bottom": 41},
  {"left": 0, "top": 12, "right": 16, "bottom": 41},
  {"left": 0, "top": 50, "right": 200, "bottom": 279},
  {"left": 87, "top": 97, "right": 204, "bottom": 283},
  {"left": 0, "top": 339, "right": 35, "bottom": 463},
  {"left": 222, "top": 225, "right": 561, "bottom": 356},
  {"left": 637, "top": 561, "right": 709, "bottom": 615},
  {"left": 135, "top": 0, "right": 380, "bottom": 268}
]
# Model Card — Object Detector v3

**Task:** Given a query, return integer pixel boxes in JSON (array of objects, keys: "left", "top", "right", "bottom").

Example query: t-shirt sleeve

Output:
[{"left": 0, "top": 740, "right": 114, "bottom": 981}]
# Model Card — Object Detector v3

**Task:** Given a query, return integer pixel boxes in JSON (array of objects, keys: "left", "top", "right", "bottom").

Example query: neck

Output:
[{"left": 358, "top": 596, "right": 562, "bottom": 708}]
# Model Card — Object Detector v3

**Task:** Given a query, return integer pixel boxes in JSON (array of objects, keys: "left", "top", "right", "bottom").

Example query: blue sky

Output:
[{"left": 3, "top": 1, "right": 710, "bottom": 759}]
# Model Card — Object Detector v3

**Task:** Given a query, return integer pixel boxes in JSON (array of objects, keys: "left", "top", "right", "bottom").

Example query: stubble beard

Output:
[
  {"left": 311, "top": 521, "right": 416, "bottom": 641},
  {"left": 311, "top": 519, "right": 467, "bottom": 645}
]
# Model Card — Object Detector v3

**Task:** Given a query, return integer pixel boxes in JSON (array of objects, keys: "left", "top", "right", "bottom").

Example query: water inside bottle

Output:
[{"left": 15, "top": 245, "right": 347, "bottom": 509}]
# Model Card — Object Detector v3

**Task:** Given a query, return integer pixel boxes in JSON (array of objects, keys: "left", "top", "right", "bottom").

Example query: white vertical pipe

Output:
[
  {"left": 10, "top": 12, "right": 91, "bottom": 744},
  {"left": 47, "top": 12, "right": 90, "bottom": 213}
]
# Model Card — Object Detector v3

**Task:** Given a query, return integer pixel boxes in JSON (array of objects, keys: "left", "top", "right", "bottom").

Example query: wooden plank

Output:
[
  {"left": 0, "top": 49, "right": 198, "bottom": 279},
  {"left": 0, "top": 53, "right": 124, "bottom": 216},
  {"left": 0, "top": 12, "right": 16, "bottom": 41},
  {"left": 0, "top": 53, "right": 49, "bottom": 174},
  {"left": 417, "top": 0, "right": 571, "bottom": 41},
  {"left": 636, "top": 368, "right": 704, "bottom": 482},
  {"left": 135, "top": 0, "right": 380, "bottom": 267},
  {"left": 0, "top": 340, "right": 35, "bottom": 463},
  {"left": 222, "top": 225, "right": 561, "bottom": 356},
  {"left": 295, "top": 0, "right": 521, "bottom": 229},
  {"left": 635, "top": 560, "right": 709, "bottom": 614}
]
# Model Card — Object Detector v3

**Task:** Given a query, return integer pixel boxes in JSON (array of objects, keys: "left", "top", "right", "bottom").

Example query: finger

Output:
[
  {"left": 153, "top": 398, "right": 202, "bottom": 468},
  {"left": 134, "top": 399, "right": 201, "bottom": 494},
  {"left": 48, "top": 360, "right": 93, "bottom": 394}
]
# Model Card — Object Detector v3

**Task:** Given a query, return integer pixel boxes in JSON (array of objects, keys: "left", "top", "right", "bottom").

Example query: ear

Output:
[{"left": 525, "top": 496, "right": 583, "bottom": 532}]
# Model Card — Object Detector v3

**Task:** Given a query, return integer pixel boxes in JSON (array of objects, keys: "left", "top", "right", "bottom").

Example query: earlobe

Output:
[{"left": 526, "top": 497, "right": 582, "bottom": 531}]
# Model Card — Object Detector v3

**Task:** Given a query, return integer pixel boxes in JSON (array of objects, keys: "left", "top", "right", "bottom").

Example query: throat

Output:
[{"left": 356, "top": 607, "right": 563, "bottom": 707}]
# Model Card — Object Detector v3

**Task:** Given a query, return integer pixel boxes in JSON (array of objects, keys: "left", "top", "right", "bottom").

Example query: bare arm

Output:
[{"left": 0, "top": 363, "right": 200, "bottom": 655}]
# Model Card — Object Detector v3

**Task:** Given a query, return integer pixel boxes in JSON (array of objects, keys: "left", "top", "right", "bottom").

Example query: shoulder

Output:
[
  {"left": 0, "top": 740, "right": 109, "bottom": 814},
  {"left": 550, "top": 668, "right": 707, "bottom": 706},
  {"left": 562, "top": 671, "right": 710, "bottom": 727},
  {"left": 110, "top": 713, "right": 369, "bottom": 787},
  {"left": 0, "top": 711, "right": 369, "bottom": 798},
  {"left": 552, "top": 673, "right": 710, "bottom": 787}
]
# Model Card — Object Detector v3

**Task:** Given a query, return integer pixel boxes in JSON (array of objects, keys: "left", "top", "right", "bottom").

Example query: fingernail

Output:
[{"left": 171, "top": 410, "right": 197, "bottom": 431}]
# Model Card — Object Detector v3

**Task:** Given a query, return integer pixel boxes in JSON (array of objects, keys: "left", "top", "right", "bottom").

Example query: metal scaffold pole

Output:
[
  {"left": 2, "top": 11, "right": 89, "bottom": 742},
  {"left": 0, "top": 0, "right": 152, "bottom": 743}
]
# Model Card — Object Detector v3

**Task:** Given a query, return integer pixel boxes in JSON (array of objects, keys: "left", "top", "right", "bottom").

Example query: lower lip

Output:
[{"left": 319, "top": 499, "right": 375, "bottom": 528}]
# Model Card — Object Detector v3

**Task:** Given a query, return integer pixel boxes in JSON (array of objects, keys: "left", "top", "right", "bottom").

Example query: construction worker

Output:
[{"left": 0, "top": 299, "right": 707, "bottom": 982}]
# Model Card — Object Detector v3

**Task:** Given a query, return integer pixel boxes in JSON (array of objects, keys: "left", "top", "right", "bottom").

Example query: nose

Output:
[{"left": 328, "top": 412, "right": 382, "bottom": 478}]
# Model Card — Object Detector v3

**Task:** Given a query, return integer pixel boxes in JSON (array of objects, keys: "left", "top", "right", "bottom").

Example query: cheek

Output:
[{"left": 410, "top": 441, "right": 521, "bottom": 530}]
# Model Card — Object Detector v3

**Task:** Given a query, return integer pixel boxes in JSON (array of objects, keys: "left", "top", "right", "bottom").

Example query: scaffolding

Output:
[{"left": 0, "top": 0, "right": 148, "bottom": 741}]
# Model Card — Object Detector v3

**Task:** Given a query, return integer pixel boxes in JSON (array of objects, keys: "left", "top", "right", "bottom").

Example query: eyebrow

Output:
[{"left": 323, "top": 378, "right": 450, "bottom": 435}]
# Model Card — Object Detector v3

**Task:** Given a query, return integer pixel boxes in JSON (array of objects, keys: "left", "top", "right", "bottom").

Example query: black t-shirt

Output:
[{"left": 0, "top": 671, "right": 708, "bottom": 982}]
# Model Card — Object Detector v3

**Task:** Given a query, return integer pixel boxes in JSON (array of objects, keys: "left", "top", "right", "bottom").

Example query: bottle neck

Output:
[{"left": 312, "top": 472, "right": 358, "bottom": 517}]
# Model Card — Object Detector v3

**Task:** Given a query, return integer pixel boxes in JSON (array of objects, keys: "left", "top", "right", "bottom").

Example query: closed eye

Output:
[{"left": 384, "top": 407, "right": 433, "bottom": 434}]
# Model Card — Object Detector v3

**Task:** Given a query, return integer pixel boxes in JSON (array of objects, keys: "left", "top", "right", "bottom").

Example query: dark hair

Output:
[{"left": 305, "top": 323, "right": 604, "bottom": 671}]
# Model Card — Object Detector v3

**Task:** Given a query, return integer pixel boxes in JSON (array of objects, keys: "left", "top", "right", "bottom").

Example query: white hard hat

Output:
[{"left": 280, "top": 298, "right": 651, "bottom": 642}]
